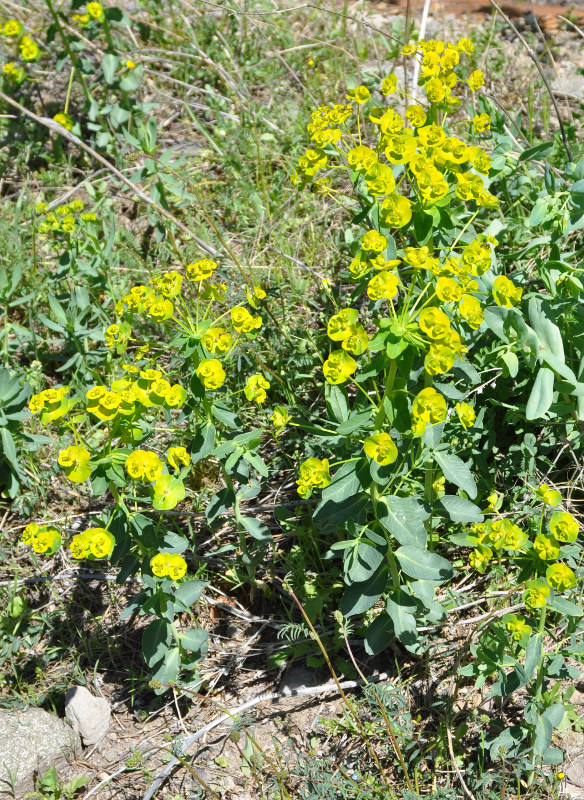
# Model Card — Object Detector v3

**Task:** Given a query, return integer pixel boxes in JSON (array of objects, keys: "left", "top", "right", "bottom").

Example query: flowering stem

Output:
[
  {"left": 374, "top": 359, "right": 398, "bottom": 430},
  {"left": 64, "top": 67, "right": 75, "bottom": 115},
  {"left": 423, "top": 372, "right": 435, "bottom": 549},
  {"left": 44, "top": 0, "right": 91, "bottom": 102},
  {"left": 534, "top": 605, "right": 547, "bottom": 703}
]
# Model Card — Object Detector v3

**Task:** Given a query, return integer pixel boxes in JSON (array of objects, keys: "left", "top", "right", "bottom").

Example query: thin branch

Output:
[
  {"left": 0, "top": 89, "right": 218, "bottom": 257},
  {"left": 487, "top": 0, "right": 573, "bottom": 162}
]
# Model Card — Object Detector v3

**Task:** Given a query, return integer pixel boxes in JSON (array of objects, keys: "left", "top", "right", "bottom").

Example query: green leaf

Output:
[
  {"left": 340, "top": 565, "right": 388, "bottom": 617},
  {"left": 364, "top": 612, "right": 393, "bottom": 655},
  {"left": 151, "top": 646, "right": 181, "bottom": 687},
  {"left": 206, "top": 486, "right": 235, "bottom": 523},
  {"left": 325, "top": 384, "right": 349, "bottom": 422},
  {"left": 120, "top": 72, "right": 139, "bottom": 92},
  {"left": 438, "top": 495, "right": 484, "bottom": 523},
  {"left": 386, "top": 591, "right": 418, "bottom": 646},
  {"left": 523, "top": 633, "right": 542, "bottom": 681},
  {"left": 174, "top": 580, "right": 207, "bottom": 611},
  {"left": 413, "top": 209, "right": 434, "bottom": 245},
  {"left": 534, "top": 713, "right": 553, "bottom": 756},
  {"left": 519, "top": 141, "right": 554, "bottom": 162},
  {"left": 528, "top": 297, "right": 564, "bottom": 360},
  {"left": 143, "top": 619, "right": 172, "bottom": 668},
  {"left": 344, "top": 540, "right": 384, "bottom": 583},
  {"left": 377, "top": 496, "right": 428, "bottom": 547},
  {"left": 541, "top": 747, "right": 565, "bottom": 765},
  {"left": 190, "top": 422, "right": 215, "bottom": 463},
  {"left": 211, "top": 402, "right": 240, "bottom": 428},
  {"left": 314, "top": 460, "right": 370, "bottom": 530},
  {"left": 396, "top": 546, "right": 453, "bottom": 582},
  {"left": 433, "top": 451, "right": 477, "bottom": 499},
  {"left": 337, "top": 411, "right": 373, "bottom": 435},
  {"left": 1, "top": 427, "right": 17, "bottom": 467},
  {"left": 321, "top": 459, "right": 369, "bottom": 504},
  {"left": 543, "top": 703, "right": 565, "bottom": 730},
  {"left": 489, "top": 726, "right": 525, "bottom": 760},
  {"left": 526, "top": 367, "right": 555, "bottom": 420},
  {"left": 242, "top": 449, "right": 269, "bottom": 478},
  {"left": 240, "top": 516, "right": 272, "bottom": 542},
  {"left": 550, "top": 596, "right": 584, "bottom": 616},
  {"left": 422, "top": 422, "right": 445, "bottom": 449},
  {"left": 179, "top": 628, "right": 208, "bottom": 653},
  {"left": 314, "top": 493, "right": 369, "bottom": 531},
  {"left": 102, "top": 53, "right": 120, "bottom": 84},
  {"left": 105, "top": 6, "right": 128, "bottom": 22}
]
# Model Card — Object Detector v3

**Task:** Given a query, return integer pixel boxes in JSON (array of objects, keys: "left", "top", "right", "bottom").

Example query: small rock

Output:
[
  {"left": 279, "top": 666, "right": 318, "bottom": 696},
  {"left": 563, "top": 782, "right": 584, "bottom": 799},
  {"left": 566, "top": 758, "right": 584, "bottom": 789},
  {"left": 65, "top": 686, "right": 111, "bottom": 746},
  {"left": 571, "top": 690, "right": 584, "bottom": 706},
  {"left": 0, "top": 707, "right": 79, "bottom": 798}
]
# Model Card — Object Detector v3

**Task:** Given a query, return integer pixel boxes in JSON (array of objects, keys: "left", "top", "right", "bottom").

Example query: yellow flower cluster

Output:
[
  {"left": 151, "top": 552, "right": 188, "bottom": 580},
  {"left": 534, "top": 483, "right": 562, "bottom": 506},
  {"left": 72, "top": 3, "right": 104, "bottom": 25},
  {"left": 85, "top": 372, "right": 186, "bottom": 420},
  {"left": 36, "top": 199, "right": 89, "bottom": 235},
  {"left": 411, "top": 387, "right": 447, "bottom": 436},
  {"left": 196, "top": 358, "right": 226, "bottom": 390},
  {"left": 244, "top": 374, "right": 271, "bottom": 404},
  {"left": 271, "top": 405, "right": 291, "bottom": 430},
  {"left": 19, "top": 34, "right": 39, "bottom": 62},
  {"left": 186, "top": 258, "right": 217, "bottom": 281},
  {"left": 468, "top": 499, "right": 579, "bottom": 607},
  {"left": 22, "top": 523, "right": 62, "bottom": 555},
  {"left": 126, "top": 450, "right": 164, "bottom": 482},
  {"left": 492, "top": 275, "right": 522, "bottom": 308},
  {"left": 58, "top": 445, "right": 92, "bottom": 483},
  {"left": 504, "top": 614, "right": 532, "bottom": 646},
  {"left": 363, "top": 433, "right": 398, "bottom": 465},
  {"left": 296, "top": 458, "right": 331, "bottom": 498},
  {"left": 1, "top": 18, "right": 40, "bottom": 79},
  {"left": 295, "top": 43, "right": 496, "bottom": 211},
  {"left": 53, "top": 113, "right": 74, "bottom": 131},
  {"left": 167, "top": 446, "right": 191, "bottom": 472},
  {"left": 2, "top": 19, "right": 23, "bottom": 37},
  {"left": 2, "top": 61, "right": 25, "bottom": 83},
  {"left": 105, "top": 321, "right": 131, "bottom": 352},
  {"left": 70, "top": 527, "right": 115, "bottom": 560},
  {"left": 29, "top": 386, "right": 75, "bottom": 422},
  {"left": 293, "top": 52, "right": 519, "bottom": 387},
  {"left": 201, "top": 326, "right": 232, "bottom": 354}
]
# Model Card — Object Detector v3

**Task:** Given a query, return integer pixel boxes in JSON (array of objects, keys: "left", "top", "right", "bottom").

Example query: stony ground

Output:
[{"left": 3, "top": 0, "right": 584, "bottom": 798}]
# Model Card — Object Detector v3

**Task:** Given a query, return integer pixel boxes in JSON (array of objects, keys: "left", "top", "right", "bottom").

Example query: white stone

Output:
[
  {"left": 0, "top": 708, "right": 79, "bottom": 797},
  {"left": 65, "top": 686, "right": 111, "bottom": 746},
  {"left": 566, "top": 759, "right": 584, "bottom": 789}
]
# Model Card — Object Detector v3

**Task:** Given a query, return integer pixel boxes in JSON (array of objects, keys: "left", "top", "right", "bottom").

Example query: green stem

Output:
[
  {"left": 423, "top": 371, "right": 435, "bottom": 549},
  {"left": 371, "top": 484, "right": 400, "bottom": 591},
  {"left": 374, "top": 359, "right": 398, "bottom": 430},
  {"left": 224, "top": 471, "right": 255, "bottom": 586},
  {"left": 44, "top": 0, "right": 91, "bottom": 102},
  {"left": 101, "top": 13, "right": 116, "bottom": 52},
  {"left": 64, "top": 67, "right": 75, "bottom": 114},
  {"left": 534, "top": 605, "right": 547, "bottom": 703}
]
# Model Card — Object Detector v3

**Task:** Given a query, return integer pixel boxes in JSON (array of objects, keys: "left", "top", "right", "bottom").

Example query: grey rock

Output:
[
  {"left": 567, "top": 758, "right": 584, "bottom": 789},
  {"left": 65, "top": 686, "right": 111, "bottom": 746},
  {"left": 571, "top": 690, "right": 584, "bottom": 707},
  {"left": 279, "top": 666, "right": 318, "bottom": 696},
  {"left": 563, "top": 782, "right": 584, "bottom": 798},
  {"left": 0, "top": 707, "right": 79, "bottom": 797}
]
